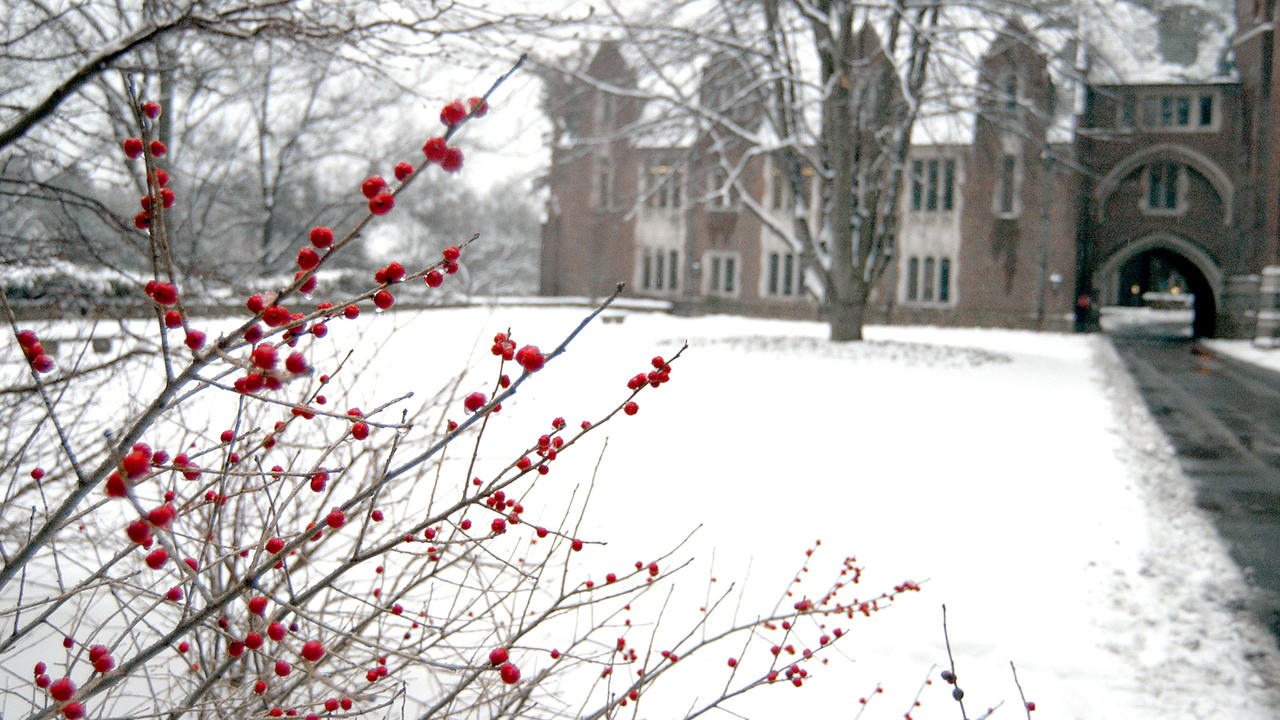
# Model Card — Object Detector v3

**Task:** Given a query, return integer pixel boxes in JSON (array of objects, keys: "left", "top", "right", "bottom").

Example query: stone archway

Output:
[{"left": 1094, "top": 232, "right": 1223, "bottom": 337}]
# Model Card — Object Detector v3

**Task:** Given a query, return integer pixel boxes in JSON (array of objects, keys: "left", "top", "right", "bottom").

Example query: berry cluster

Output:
[{"left": 16, "top": 329, "right": 54, "bottom": 373}]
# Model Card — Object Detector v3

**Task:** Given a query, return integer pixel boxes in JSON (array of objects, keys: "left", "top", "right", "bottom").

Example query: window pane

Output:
[
  {"left": 654, "top": 250, "right": 664, "bottom": 288},
  {"left": 943, "top": 159, "right": 955, "bottom": 211},
  {"left": 1164, "top": 163, "right": 1179, "bottom": 208},
  {"left": 710, "top": 257, "right": 721, "bottom": 292},
  {"left": 671, "top": 169, "right": 682, "bottom": 208},
  {"left": 1175, "top": 97, "right": 1190, "bottom": 125},
  {"left": 923, "top": 257, "right": 935, "bottom": 301},
  {"left": 926, "top": 160, "right": 939, "bottom": 211},
  {"left": 783, "top": 254, "right": 794, "bottom": 295},
  {"left": 1149, "top": 163, "right": 1164, "bottom": 208},
  {"left": 1000, "top": 156, "right": 1016, "bottom": 214},
  {"left": 911, "top": 160, "right": 923, "bottom": 210},
  {"left": 1142, "top": 97, "right": 1158, "bottom": 126},
  {"left": 768, "top": 253, "right": 779, "bottom": 295},
  {"left": 725, "top": 258, "right": 736, "bottom": 293},
  {"left": 669, "top": 251, "right": 679, "bottom": 290},
  {"left": 772, "top": 170, "right": 784, "bottom": 209},
  {"left": 1160, "top": 96, "right": 1173, "bottom": 125},
  {"left": 907, "top": 257, "right": 919, "bottom": 301},
  {"left": 939, "top": 258, "right": 951, "bottom": 302},
  {"left": 642, "top": 251, "right": 652, "bottom": 289},
  {"left": 1199, "top": 95, "right": 1213, "bottom": 126}
]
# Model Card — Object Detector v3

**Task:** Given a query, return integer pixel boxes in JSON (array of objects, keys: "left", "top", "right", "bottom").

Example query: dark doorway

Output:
[{"left": 1106, "top": 248, "right": 1217, "bottom": 338}]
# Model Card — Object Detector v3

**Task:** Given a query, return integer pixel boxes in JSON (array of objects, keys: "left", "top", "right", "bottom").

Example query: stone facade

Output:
[{"left": 541, "top": 11, "right": 1279, "bottom": 338}]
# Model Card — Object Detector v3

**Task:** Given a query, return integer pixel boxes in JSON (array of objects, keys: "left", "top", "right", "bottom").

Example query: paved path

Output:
[{"left": 1110, "top": 322, "right": 1280, "bottom": 647}]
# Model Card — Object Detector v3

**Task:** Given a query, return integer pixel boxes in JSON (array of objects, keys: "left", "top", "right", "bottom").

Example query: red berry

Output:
[
  {"left": 394, "top": 161, "right": 414, "bottom": 181},
  {"left": 184, "top": 330, "right": 205, "bottom": 351},
  {"left": 123, "top": 137, "right": 144, "bottom": 159},
  {"left": 151, "top": 282, "right": 178, "bottom": 305},
  {"left": 499, "top": 662, "right": 520, "bottom": 684},
  {"left": 285, "top": 352, "right": 308, "bottom": 374},
  {"left": 61, "top": 701, "right": 85, "bottom": 719},
  {"left": 153, "top": 168, "right": 170, "bottom": 186},
  {"left": 126, "top": 520, "right": 151, "bottom": 545},
  {"left": 145, "top": 547, "right": 168, "bottom": 569},
  {"left": 515, "top": 345, "right": 545, "bottom": 372},
  {"left": 343, "top": 304, "right": 360, "bottom": 319},
  {"left": 309, "top": 226, "right": 334, "bottom": 249},
  {"left": 295, "top": 639, "right": 323, "bottom": 662},
  {"left": 486, "top": 647, "right": 510, "bottom": 666},
  {"left": 361, "top": 176, "right": 386, "bottom": 199},
  {"left": 727, "top": 657, "right": 738, "bottom": 667},
  {"left": 252, "top": 343, "right": 277, "bottom": 370},
  {"left": 244, "top": 633, "right": 263, "bottom": 650},
  {"left": 248, "top": 596, "right": 268, "bottom": 616},
  {"left": 324, "top": 699, "right": 339, "bottom": 712},
  {"left": 254, "top": 680, "right": 267, "bottom": 694},
  {"left": 385, "top": 262, "right": 405, "bottom": 282},
  {"left": 373, "top": 289, "right": 394, "bottom": 310},
  {"left": 351, "top": 421, "right": 369, "bottom": 440},
  {"left": 369, "top": 193, "right": 394, "bottom": 215},
  {"left": 460, "top": 519, "right": 472, "bottom": 530},
  {"left": 491, "top": 518, "right": 506, "bottom": 534},
  {"left": 17, "top": 330, "right": 37, "bottom": 349},
  {"left": 164, "top": 309, "right": 182, "bottom": 328},
  {"left": 167, "top": 586, "right": 184, "bottom": 602},
  {"left": 274, "top": 660, "right": 291, "bottom": 677},
  {"left": 440, "top": 100, "right": 467, "bottom": 126},
  {"left": 147, "top": 503, "right": 175, "bottom": 527},
  {"left": 441, "top": 147, "right": 464, "bottom": 173},
  {"left": 143, "top": 102, "right": 162, "bottom": 119},
  {"left": 1026, "top": 702, "right": 1036, "bottom": 712},
  {"left": 149, "top": 140, "right": 167, "bottom": 157},
  {"left": 297, "top": 247, "right": 320, "bottom": 271},
  {"left": 424, "top": 269, "right": 443, "bottom": 287},
  {"left": 463, "top": 392, "right": 486, "bottom": 413},
  {"left": 262, "top": 304, "right": 290, "bottom": 327},
  {"left": 160, "top": 187, "right": 175, "bottom": 208},
  {"left": 326, "top": 508, "right": 345, "bottom": 529},
  {"left": 624, "top": 401, "right": 639, "bottom": 416},
  {"left": 32, "top": 355, "right": 55, "bottom": 373},
  {"left": 35, "top": 674, "right": 50, "bottom": 688},
  {"left": 468, "top": 97, "right": 489, "bottom": 117},
  {"left": 571, "top": 539, "right": 584, "bottom": 552},
  {"left": 268, "top": 622, "right": 287, "bottom": 642},
  {"left": 422, "top": 137, "right": 447, "bottom": 162},
  {"left": 246, "top": 293, "right": 266, "bottom": 314},
  {"left": 442, "top": 245, "right": 461, "bottom": 262}
]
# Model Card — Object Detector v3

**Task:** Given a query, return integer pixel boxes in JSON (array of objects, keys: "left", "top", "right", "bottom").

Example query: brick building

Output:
[{"left": 541, "top": 7, "right": 1279, "bottom": 337}]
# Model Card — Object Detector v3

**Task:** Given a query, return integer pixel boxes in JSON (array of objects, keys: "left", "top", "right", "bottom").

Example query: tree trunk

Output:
[{"left": 828, "top": 296, "right": 867, "bottom": 341}]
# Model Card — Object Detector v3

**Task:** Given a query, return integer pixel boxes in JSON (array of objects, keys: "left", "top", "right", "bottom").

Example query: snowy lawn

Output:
[
  {"left": 9, "top": 306, "right": 1280, "bottom": 719},
  {"left": 350, "top": 306, "right": 1280, "bottom": 719}
]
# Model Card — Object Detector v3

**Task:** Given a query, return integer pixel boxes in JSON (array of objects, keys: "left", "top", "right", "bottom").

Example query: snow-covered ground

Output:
[
  {"left": 8, "top": 306, "right": 1280, "bottom": 719},
  {"left": 1204, "top": 337, "right": 1280, "bottom": 373},
  {"left": 346, "top": 306, "right": 1280, "bottom": 718}
]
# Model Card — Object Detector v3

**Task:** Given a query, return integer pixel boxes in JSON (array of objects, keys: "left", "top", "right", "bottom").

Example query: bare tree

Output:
[{"left": 541, "top": 0, "right": 1088, "bottom": 341}]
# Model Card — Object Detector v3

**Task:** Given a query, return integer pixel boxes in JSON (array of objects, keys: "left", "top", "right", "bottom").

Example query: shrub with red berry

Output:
[{"left": 0, "top": 54, "right": 937, "bottom": 720}]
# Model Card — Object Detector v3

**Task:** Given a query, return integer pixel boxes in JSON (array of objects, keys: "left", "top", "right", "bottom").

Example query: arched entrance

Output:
[{"left": 1094, "top": 233, "right": 1223, "bottom": 338}]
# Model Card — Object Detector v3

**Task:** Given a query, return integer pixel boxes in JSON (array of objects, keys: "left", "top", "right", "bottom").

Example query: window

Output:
[
  {"left": 766, "top": 252, "right": 798, "bottom": 296},
  {"left": 796, "top": 167, "right": 814, "bottom": 210},
  {"left": 647, "top": 164, "right": 671, "bottom": 208},
  {"left": 939, "top": 258, "right": 951, "bottom": 302},
  {"left": 709, "top": 169, "right": 739, "bottom": 208},
  {"left": 911, "top": 158, "right": 955, "bottom": 212},
  {"left": 595, "top": 165, "right": 614, "bottom": 209},
  {"left": 599, "top": 93, "right": 615, "bottom": 131},
  {"left": 1145, "top": 162, "right": 1182, "bottom": 212},
  {"left": 997, "top": 154, "right": 1018, "bottom": 216},
  {"left": 1140, "top": 92, "right": 1217, "bottom": 130},
  {"left": 923, "top": 257, "right": 936, "bottom": 301},
  {"left": 1004, "top": 72, "right": 1019, "bottom": 117},
  {"left": 771, "top": 169, "right": 785, "bottom": 210},
  {"left": 907, "top": 257, "right": 919, "bottom": 301},
  {"left": 1199, "top": 94, "right": 1214, "bottom": 126},
  {"left": 645, "top": 163, "right": 683, "bottom": 209},
  {"left": 911, "top": 160, "right": 923, "bottom": 210},
  {"left": 706, "top": 253, "right": 739, "bottom": 296},
  {"left": 639, "top": 249, "right": 680, "bottom": 293},
  {"left": 942, "top": 159, "right": 955, "bottom": 211},
  {"left": 1118, "top": 93, "right": 1137, "bottom": 128},
  {"left": 926, "top": 160, "right": 939, "bottom": 211}
]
